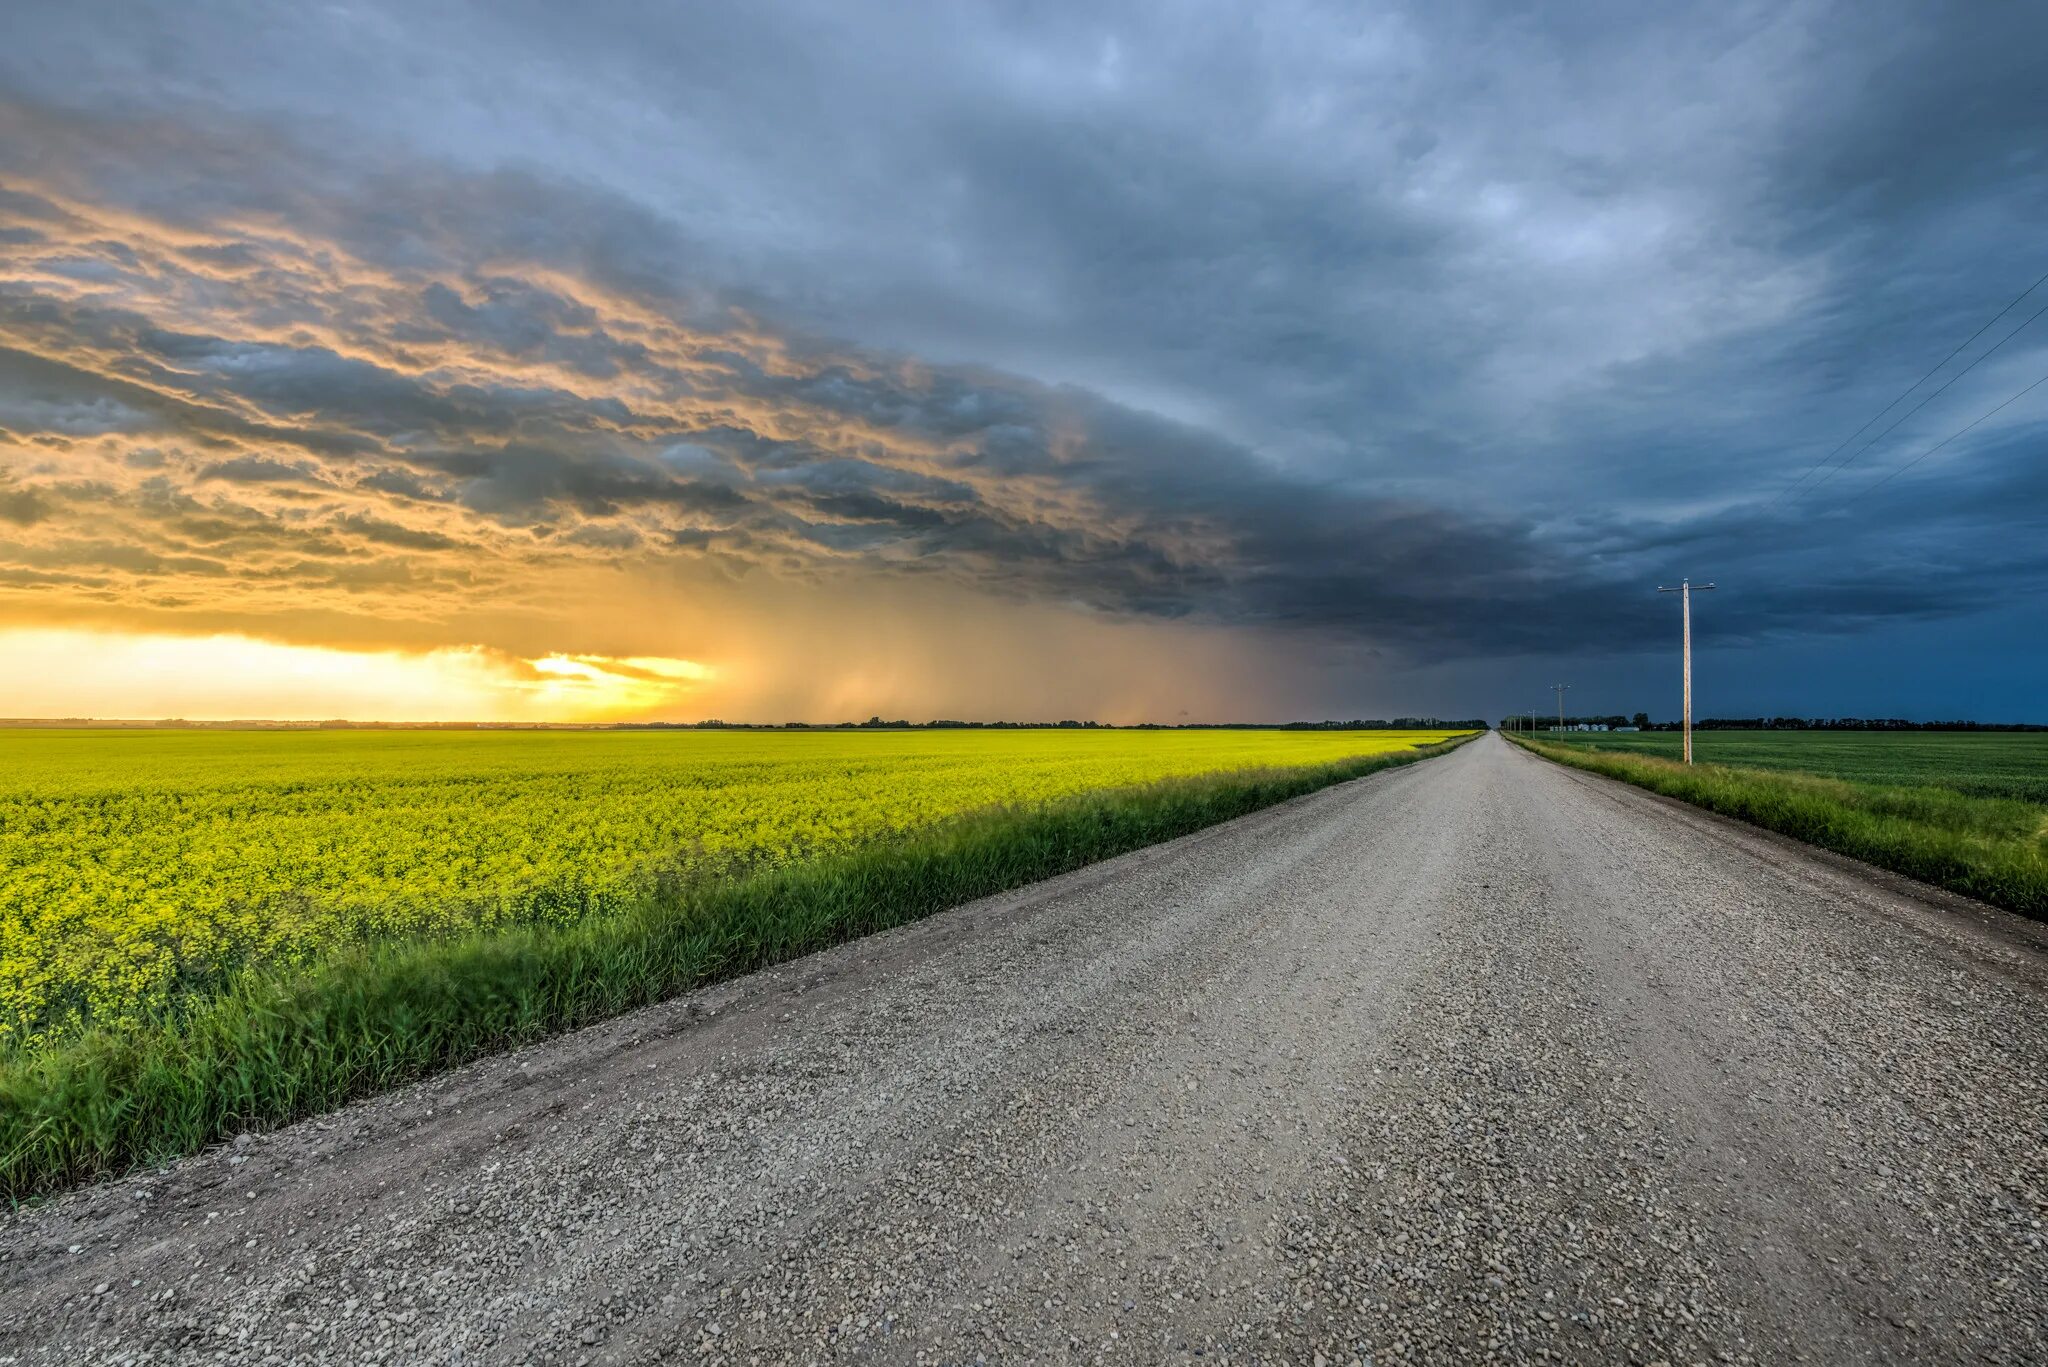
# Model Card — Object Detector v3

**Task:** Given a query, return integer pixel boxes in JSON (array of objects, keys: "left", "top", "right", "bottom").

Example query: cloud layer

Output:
[{"left": 2, "top": 1, "right": 2045, "bottom": 719}]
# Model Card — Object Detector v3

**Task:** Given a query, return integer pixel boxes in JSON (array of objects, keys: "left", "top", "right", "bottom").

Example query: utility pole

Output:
[
  {"left": 1656, "top": 579, "right": 1716, "bottom": 763},
  {"left": 1551, "top": 683, "right": 1570, "bottom": 733}
]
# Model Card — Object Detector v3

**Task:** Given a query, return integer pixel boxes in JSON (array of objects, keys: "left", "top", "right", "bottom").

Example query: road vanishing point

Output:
[{"left": 5, "top": 732, "right": 2045, "bottom": 1365}]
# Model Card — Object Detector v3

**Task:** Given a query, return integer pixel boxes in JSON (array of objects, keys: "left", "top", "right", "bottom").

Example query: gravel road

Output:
[{"left": 4, "top": 732, "right": 2045, "bottom": 1365}]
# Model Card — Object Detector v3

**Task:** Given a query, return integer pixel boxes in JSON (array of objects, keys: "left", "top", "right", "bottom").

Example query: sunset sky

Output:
[{"left": 2, "top": 2, "right": 2045, "bottom": 723}]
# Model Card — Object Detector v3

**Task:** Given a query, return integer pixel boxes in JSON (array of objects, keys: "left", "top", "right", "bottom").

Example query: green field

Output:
[
  {"left": 1512, "top": 730, "right": 2047, "bottom": 923},
  {"left": 0, "top": 727, "right": 1473, "bottom": 1196},
  {"left": 1532, "top": 729, "right": 2048, "bottom": 803}
]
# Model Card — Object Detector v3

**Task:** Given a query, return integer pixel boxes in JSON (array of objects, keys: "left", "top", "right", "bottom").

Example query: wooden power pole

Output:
[{"left": 1656, "top": 579, "right": 1715, "bottom": 763}]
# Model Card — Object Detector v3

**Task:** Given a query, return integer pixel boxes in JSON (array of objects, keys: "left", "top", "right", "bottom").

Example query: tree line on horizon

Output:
[{"left": 1500, "top": 714, "right": 2047, "bottom": 733}]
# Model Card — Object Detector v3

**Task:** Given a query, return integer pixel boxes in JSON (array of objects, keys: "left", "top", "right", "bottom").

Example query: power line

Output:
[
  {"left": 1797, "top": 292, "right": 2048, "bottom": 500},
  {"left": 1844, "top": 366, "right": 2048, "bottom": 506},
  {"left": 1770, "top": 268, "right": 2048, "bottom": 508}
]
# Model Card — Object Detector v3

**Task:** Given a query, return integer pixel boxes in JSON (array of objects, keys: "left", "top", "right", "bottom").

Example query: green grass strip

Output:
[
  {"left": 0, "top": 734, "right": 1472, "bottom": 1200},
  {"left": 1507, "top": 733, "right": 2048, "bottom": 920}
]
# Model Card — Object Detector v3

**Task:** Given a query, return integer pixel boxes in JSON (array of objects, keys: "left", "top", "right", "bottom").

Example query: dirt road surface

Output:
[{"left": 5, "top": 732, "right": 2045, "bottom": 1365}]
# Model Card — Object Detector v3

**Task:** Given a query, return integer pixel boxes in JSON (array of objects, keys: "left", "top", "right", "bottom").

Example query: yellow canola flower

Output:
[{"left": 0, "top": 727, "right": 1463, "bottom": 1046}]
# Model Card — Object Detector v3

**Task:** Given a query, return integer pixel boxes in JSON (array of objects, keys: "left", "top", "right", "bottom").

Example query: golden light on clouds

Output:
[
  {"left": 0, "top": 629, "right": 713, "bottom": 723},
  {"left": 524, "top": 653, "right": 715, "bottom": 716},
  {"left": 0, "top": 106, "right": 1477, "bottom": 726}
]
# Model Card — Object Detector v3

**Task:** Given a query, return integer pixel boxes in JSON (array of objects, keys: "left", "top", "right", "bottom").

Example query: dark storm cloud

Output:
[
  {"left": 332, "top": 512, "right": 461, "bottom": 553},
  {"left": 0, "top": 485, "right": 48, "bottom": 526},
  {"left": 196, "top": 457, "right": 323, "bottom": 486},
  {"left": 2, "top": 0, "right": 2046, "bottom": 709},
  {"left": 353, "top": 468, "right": 450, "bottom": 503}
]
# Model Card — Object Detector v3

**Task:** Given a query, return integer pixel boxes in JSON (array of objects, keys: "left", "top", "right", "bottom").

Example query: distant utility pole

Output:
[
  {"left": 1551, "top": 683, "right": 1570, "bottom": 733},
  {"left": 1656, "top": 579, "right": 1716, "bottom": 763}
]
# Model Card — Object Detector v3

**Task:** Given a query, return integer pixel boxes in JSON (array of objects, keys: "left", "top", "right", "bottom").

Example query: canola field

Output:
[{"left": 1, "top": 727, "right": 1463, "bottom": 1047}]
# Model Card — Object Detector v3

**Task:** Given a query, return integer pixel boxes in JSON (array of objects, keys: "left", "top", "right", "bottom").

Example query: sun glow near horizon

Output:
[{"left": 0, "top": 629, "right": 716, "bottom": 723}]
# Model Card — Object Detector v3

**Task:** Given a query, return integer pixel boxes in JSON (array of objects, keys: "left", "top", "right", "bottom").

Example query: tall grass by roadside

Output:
[
  {"left": 0, "top": 734, "right": 1472, "bottom": 1200},
  {"left": 1508, "top": 733, "right": 2048, "bottom": 920}
]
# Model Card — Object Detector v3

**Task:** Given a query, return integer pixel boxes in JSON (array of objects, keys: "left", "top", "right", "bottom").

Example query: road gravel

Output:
[{"left": 4, "top": 731, "right": 2045, "bottom": 1364}]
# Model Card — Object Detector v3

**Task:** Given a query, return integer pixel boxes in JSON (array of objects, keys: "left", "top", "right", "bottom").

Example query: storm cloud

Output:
[{"left": 1, "top": 0, "right": 2045, "bottom": 719}]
